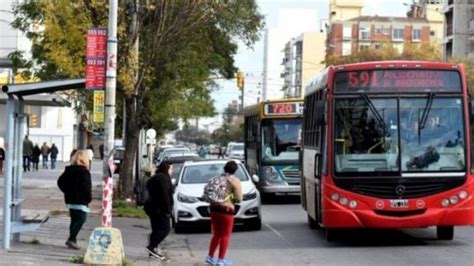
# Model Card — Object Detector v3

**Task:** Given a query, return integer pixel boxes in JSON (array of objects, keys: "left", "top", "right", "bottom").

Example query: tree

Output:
[
  {"left": 11, "top": 0, "right": 264, "bottom": 198},
  {"left": 324, "top": 41, "right": 441, "bottom": 66}
]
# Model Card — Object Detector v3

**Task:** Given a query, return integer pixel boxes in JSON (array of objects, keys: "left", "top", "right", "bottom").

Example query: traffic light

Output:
[
  {"left": 236, "top": 70, "right": 244, "bottom": 90},
  {"left": 29, "top": 114, "right": 38, "bottom": 127}
]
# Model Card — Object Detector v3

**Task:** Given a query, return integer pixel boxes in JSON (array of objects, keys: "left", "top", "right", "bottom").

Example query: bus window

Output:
[
  {"left": 334, "top": 98, "right": 398, "bottom": 174},
  {"left": 261, "top": 119, "right": 302, "bottom": 162}
]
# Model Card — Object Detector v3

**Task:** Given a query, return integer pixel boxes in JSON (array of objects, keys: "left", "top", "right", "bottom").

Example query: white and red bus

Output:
[{"left": 301, "top": 61, "right": 474, "bottom": 241}]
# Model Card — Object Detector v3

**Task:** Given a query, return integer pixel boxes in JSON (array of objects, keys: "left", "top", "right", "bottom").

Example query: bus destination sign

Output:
[
  {"left": 264, "top": 102, "right": 304, "bottom": 116},
  {"left": 334, "top": 70, "right": 461, "bottom": 93}
]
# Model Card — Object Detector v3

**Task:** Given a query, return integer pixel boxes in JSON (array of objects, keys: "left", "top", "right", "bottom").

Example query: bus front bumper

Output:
[
  {"left": 260, "top": 185, "right": 300, "bottom": 194},
  {"left": 322, "top": 182, "right": 474, "bottom": 229}
]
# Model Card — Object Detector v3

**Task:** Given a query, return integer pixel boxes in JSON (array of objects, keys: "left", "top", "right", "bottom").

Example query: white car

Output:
[
  {"left": 172, "top": 160, "right": 261, "bottom": 233},
  {"left": 228, "top": 143, "right": 244, "bottom": 160}
]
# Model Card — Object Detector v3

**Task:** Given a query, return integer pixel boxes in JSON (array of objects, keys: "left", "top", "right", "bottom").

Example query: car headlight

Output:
[
  {"left": 243, "top": 188, "right": 258, "bottom": 201},
  {"left": 177, "top": 192, "right": 199, "bottom": 203}
]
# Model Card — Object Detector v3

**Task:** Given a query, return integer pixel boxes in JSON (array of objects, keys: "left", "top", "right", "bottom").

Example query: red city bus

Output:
[{"left": 301, "top": 61, "right": 474, "bottom": 241}]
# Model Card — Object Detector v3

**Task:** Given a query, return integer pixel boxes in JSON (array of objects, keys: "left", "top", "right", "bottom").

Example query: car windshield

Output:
[
  {"left": 181, "top": 163, "right": 248, "bottom": 184},
  {"left": 261, "top": 118, "right": 302, "bottom": 162},
  {"left": 232, "top": 145, "right": 244, "bottom": 151},
  {"left": 334, "top": 97, "right": 465, "bottom": 175}
]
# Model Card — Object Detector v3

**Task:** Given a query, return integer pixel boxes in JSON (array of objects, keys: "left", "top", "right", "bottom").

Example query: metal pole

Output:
[
  {"left": 3, "top": 95, "right": 15, "bottom": 249},
  {"left": 12, "top": 100, "right": 25, "bottom": 242},
  {"left": 102, "top": 0, "right": 117, "bottom": 227}
]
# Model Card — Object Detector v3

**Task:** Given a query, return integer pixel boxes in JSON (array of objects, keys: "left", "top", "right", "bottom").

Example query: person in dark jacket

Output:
[
  {"left": 31, "top": 144, "right": 41, "bottom": 171},
  {"left": 50, "top": 143, "right": 59, "bottom": 169},
  {"left": 57, "top": 150, "right": 92, "bottom": 250},
  {"left": 144, "top": 161, "right": 174, "bottom": 261},
  {"left": 0, "top": 146, "right": 5, "bottom": 175}
]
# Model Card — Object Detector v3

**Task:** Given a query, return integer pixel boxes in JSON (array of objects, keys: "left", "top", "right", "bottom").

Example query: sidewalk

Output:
[{"left": 0, "top": 160, "right": 200, "bottom": 265}]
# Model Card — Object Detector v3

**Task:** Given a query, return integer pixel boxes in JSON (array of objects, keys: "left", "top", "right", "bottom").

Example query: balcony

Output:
[{"left": 446, "top": 24, "right": 453, "bottom": 37}]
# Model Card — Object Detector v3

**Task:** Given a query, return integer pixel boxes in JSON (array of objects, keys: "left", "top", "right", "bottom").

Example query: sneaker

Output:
[
  {"left": 205, "top": 255, "right": 217, "bottom": 264},
  {"left": 65, "top": 240, "right": 80, "bottom": 250},
  {"left": 216, "top": 258, "right": 232, "bottom": 266},
  {"left": 146, "top": 247, "right": 170, "bottom": 262}
]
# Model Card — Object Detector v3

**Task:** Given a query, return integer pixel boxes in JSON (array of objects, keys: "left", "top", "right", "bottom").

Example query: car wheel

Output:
[
  {"left": 437, "top": 226, "right": 454, "bottom": 240},
  {"left": 174, "top": 221, "right": 185, "bottom": 234},
  {"left": 246, "top": 217, "right": 262, "bottom": 231}
]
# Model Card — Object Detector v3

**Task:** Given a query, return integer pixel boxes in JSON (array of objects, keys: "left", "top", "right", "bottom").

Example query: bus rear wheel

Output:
[{"left": 437, "top": 226, "right": 454, "bottom": 240}]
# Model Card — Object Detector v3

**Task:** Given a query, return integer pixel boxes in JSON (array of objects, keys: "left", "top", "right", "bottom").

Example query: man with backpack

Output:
[{"left": 203, "top": 161, "right": 242, "bottom": 266}]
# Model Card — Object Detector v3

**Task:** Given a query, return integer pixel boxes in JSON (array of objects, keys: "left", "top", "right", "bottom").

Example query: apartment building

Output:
[
  {"left": 442, "top": 0, "right": 474, "bottom": 61},
  {"left": 327, "top": 16, "right": 431, "bottom": 57},
  {"left": 281, "top": 32, "right": 326, "bottom": 98}
]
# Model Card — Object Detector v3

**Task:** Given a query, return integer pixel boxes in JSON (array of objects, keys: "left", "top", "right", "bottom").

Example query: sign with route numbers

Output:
[
  {"left": 86, "top": 27, "right": 107, "bottom": 90},
  {"left": 93, "top": 90, "right": 105, "bottom": 123}
]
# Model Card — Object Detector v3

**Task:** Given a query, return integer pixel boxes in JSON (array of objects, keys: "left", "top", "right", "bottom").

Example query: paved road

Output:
[{"left": 174, "top": 196, "right": 474, "bottom": 266}]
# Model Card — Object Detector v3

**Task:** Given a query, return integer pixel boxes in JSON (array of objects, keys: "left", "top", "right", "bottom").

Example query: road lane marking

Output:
[{"left": 264, "top": 223, "right": 293, "bottom": 246}]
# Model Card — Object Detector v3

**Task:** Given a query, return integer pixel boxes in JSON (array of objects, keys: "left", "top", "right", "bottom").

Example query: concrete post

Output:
[{"left": 3, "top": 96, "right": 15, "bottom": 249}]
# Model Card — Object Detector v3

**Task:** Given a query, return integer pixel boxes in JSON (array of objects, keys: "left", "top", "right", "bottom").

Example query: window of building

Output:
[
  {"left": 412, "top": 29, "right": 421, "bottom": 41},
  {"left": 359, "top": 27, "right": 370, "bottom": 40},
  {"left": 374, "top": 43, "right": 381, "bottom": 49},
  {"left": 359, "top": 44, "right": 369, "bottom": 50},
  {"left": 342, "top": 42, "right": 351, "bottom": 55},
  {"left": 375, "top": 27, "right": 382, "bottom": 35},
  {"left": 393, "top": 28, "right": 404, "bottom": 40},
  {"left": 383, "top": 27, "right": 390, "bottom": 35},
  {"left": 343, "top": 26, "right": 352, "bottom": 39}
]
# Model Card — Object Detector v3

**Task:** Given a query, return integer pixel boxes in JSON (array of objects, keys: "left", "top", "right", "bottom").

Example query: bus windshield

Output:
[
  {"left": 334, "top": 97, "right": 465, "bottom": 175},
  {"left": 261, "top": 118, "right": 302, "bottom": 162}
]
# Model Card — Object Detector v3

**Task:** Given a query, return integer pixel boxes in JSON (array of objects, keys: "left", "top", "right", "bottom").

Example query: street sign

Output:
[
  {"left": 93, "top": 90, "right": 105, "bottom": 123},
  {"left": 86, "top": 27, "right": 107, "bottom": 90}
]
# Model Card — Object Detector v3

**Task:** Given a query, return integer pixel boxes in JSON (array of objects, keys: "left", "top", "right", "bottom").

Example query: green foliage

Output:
[
  {"left": 324, "top": 41, "right": 441, "bottom": 66},
  {"left": 112, "top": 200, "right": 147, "bottom": 219}
]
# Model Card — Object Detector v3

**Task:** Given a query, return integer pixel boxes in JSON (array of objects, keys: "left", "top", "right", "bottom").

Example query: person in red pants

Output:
[{"left": 206, "top": 161, "right": 242, "bottom": 266}]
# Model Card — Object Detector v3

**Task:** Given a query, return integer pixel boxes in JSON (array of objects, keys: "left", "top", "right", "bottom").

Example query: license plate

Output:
[{"left": 390, "top": 199, "right": 409, "bottom": 208}]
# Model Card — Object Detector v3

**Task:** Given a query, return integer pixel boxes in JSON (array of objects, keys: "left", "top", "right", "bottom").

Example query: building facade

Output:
[
  {"left": 329, "top": 0, "right": 363, "bottom": 24},
  {"left": 327, "top": 16, "right": 431, "bottom": 57},
  {"left": 281, "top": 32, "right": 326, "bottom": 98},
  {"left": 442, "top": 0, "right": 474, "bottom": 61},
  {"left": 407, "top": 0, "right": 444, "bottom": 43}
]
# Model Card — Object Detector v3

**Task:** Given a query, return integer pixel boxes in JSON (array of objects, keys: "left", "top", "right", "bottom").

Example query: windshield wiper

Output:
[
  {"left": 360, "top": 94, "right": 387, "bottom": 133},
  {"left": 418, "top": 93, "right": 435, "bottom": 144}
]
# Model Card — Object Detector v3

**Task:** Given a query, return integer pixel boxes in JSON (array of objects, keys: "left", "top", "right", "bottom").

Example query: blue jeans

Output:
[
  {"left": 23, "top": 156, "right": 31, "bottom": 171},
  {"left": 51, "top": 157, "right": 57, "bottom": 169},
  {"left": 42, "top": 156, "right": 48, "bottom": 169}
]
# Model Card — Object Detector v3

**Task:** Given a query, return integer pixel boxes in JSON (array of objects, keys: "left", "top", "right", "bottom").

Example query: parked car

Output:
[
  {"left": 113, "top": 147, "right": 125, "bottom": 174},
  {"left": 155, "top": 147, "right": 191, "bottom": 166},
  {"left": 164, "top": 153, "right": 201, "bottom": 183},
  {"left": 228, "top": 143, "right": 244, "bottom": 161},
  {"left": 172, "top": 160, "right": 261, "bottom": 233}
]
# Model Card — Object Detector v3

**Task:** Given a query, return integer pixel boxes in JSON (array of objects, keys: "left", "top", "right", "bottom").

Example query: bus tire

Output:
[
  {"left": 437, "top": 226, "right": 454, "bottom": 240},
  {"left": 325, "top": 228, "right": 338, "bottom": 242},
  {"left": 308, "top": 214, "right": 320, "bottom": 230}
]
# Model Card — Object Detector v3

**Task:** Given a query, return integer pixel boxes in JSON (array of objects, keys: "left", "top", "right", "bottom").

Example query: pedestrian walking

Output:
[
  {"left": 99, "top": 144, "right": 104, "bottom": 160},
  {"left": 32, "top": 144, "right": 41, "bottom": 171},
  {"left": 205, "top": 161, "right": 242, "bottom": 266},
  {"left": 217, "top": 146, "right": 225, "bottom": 159},
  {"left": 144, "top": 161, "right": 174, "bottom": 261},
  {"left": 23, "top": 135, "right": 34, "bottom": 172},
  {"left": 0, "top": 146, "right": 5, "bottom": 175},
  {"left": 57, "top": 150, "right": 92, "bottom": 250},
  {"left": 50, "top": 143, "right": 59, "bottom": 169},
  {"left": 41, "top": 142, "right": 50, "bottom": 169},
  {"left": 86, "top": 145, "right": 94, "bottom": 170}
]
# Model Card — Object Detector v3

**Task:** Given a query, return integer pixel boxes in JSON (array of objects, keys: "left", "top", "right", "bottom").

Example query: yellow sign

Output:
[{"left": 93, "top": 90, "right": 105, "bottom": 123}]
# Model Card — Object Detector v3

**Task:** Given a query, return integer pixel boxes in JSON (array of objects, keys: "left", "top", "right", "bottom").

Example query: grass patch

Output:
[
  {"left": 49, "top": 209, "right": 66, "bottom": 216},
  {"left": 28, "top": 237, "right": 40, "bottom": 245},
  {"left": 112, "top": 200, "right": 147, "bottom": 219},
  {"left": 69, "top": 255, "right": 83, "bottom": 264}
]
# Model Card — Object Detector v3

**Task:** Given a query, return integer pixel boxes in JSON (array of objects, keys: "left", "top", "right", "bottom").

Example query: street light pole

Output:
[{"left": 102, "top": 0, "right": 118, "bottom": 227}]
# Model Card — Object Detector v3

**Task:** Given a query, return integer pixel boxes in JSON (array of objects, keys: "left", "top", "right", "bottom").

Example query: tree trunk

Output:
[{"left": 118, "top": 97, "right": 139, "bottom": 199}]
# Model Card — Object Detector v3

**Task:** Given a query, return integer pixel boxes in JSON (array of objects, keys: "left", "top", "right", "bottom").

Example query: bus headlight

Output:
[
  {"left": 459, "top": 191, "right": 468, "bottom": 199},
  {"left": 339, "top": 197, "right": 348, "bottom": 206},
  {"left": 450, "top": 195, "right": 459, "bottom": 204},
  {"left": 441, "top": 199, "right": 450, "bottom": 207},
  {"left": 264, "top": 166, "right": 279, "bottom": 181},
  {"left": 331, "top": 192, "right": 340, "bottom": 201},
  {"left": 349, "top": 200, "right": 358, "bottom": 209}
]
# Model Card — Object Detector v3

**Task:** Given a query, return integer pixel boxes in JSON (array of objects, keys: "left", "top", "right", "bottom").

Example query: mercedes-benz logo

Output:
[{"left": 395, "top": 185, "right": 406, "bottom": 196}]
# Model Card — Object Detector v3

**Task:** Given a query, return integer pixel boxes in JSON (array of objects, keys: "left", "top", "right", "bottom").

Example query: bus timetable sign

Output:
[
  {"left": 334, "top": 69, "right": 462, "bottom": 93},
  {"left": 264, "top": 102, "right": 303, "bottom": 116}
]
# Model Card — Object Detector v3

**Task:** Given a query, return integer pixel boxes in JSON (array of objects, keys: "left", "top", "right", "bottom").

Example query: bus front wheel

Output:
[
  {"left": 437, "top": 226, "right": 454, "bottom": 240},
  {"left": 307, "top": 214, "right": 320, "bottom": 230}
]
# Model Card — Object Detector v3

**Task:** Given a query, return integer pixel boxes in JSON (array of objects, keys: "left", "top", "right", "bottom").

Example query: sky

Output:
[{"left": 211, "top": 0, "right": 411, "bottom": 113}]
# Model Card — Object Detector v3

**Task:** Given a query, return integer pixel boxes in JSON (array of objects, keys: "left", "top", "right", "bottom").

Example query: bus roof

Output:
[{"left": 305, "top": 60, "right": 464, "bottom": 96}]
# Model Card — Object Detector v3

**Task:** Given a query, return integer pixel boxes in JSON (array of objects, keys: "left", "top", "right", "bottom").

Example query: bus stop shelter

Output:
[{"left": 1, "top": 78, "right": 85, "bottom": 249}]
